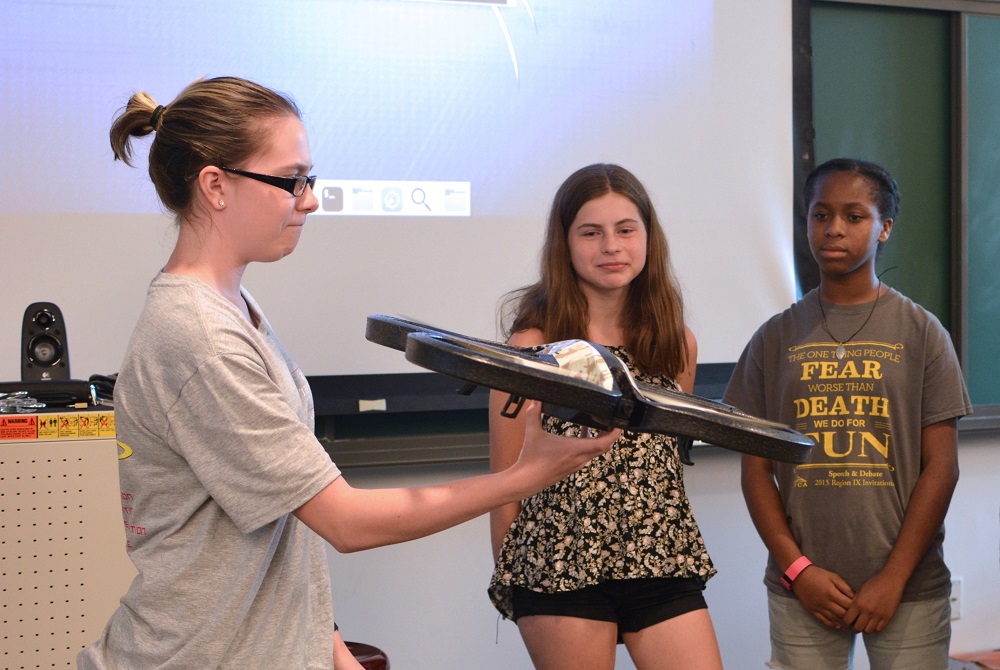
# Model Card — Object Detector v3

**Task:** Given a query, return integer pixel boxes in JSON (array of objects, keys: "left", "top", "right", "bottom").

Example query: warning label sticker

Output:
[
  {"left": 0, "top": 415, "right": 38, "bottom": 441},
  {"left": 78, "top": 414, "right": 100, "bottom": 438},
  {"left": 2, "top": 411, "right": 116, "bottom": 441},
  {"left": 37, "top": 415, "right": 61, "bottom": 439},
  {"left": 98, "top": 413, "right": 116, "bottom": 437}
]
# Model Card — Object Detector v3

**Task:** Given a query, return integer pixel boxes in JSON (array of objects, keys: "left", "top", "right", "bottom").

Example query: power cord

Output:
[{"left": 88, "top": 372, "right": 118, "bottom": 402}]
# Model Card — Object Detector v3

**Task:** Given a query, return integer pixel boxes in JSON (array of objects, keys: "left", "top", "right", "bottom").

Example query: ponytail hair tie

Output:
[{"left": 149, "top": 105, "right": 165, "bottom": 130}]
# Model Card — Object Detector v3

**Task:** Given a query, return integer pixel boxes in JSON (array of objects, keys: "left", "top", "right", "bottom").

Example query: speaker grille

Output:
[{"left": 21, "top": 302, "right": 70, "bottom": 382}]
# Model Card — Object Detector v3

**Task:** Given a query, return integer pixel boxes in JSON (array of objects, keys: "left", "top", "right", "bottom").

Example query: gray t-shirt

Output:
[
  {"left": 724, "top": 288, "right": 971, "bottom": 601},
  {"left": 78, "top": 273, "right": 342, "bottom": 669}
]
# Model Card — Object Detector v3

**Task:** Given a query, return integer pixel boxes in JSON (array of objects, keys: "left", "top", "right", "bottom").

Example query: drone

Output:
[{"left": 365, "top": 314, "right": 814, "bottom": 464}]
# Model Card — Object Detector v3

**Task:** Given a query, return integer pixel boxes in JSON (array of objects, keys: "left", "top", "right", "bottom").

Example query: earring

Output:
[{"left": 218, "top": 200, "right": 225, "bottom": 207}]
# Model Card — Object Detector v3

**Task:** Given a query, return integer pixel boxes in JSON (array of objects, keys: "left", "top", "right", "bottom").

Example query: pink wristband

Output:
[{"left": 781, "top": 556, "right": 813, "bottom": 590}]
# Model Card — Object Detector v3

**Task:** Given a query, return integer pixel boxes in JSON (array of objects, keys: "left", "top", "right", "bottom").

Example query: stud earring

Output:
[{"left": 218, "top": 200, "right": 225, "bottom": 207}]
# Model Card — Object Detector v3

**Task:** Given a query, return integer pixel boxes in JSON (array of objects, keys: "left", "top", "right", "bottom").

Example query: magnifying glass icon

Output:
[{"left": 411, "top": 188, "right": 431, "bottom": 212}]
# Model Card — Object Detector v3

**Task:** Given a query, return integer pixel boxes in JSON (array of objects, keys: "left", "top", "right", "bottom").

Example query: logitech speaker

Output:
[{"left": 21, "top": 302, "right": 70, "bottom": 381}]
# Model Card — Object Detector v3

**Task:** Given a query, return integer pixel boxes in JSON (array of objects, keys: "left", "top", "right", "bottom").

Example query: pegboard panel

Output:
[{"left": 0, "top": 438, "right": 136, "bottom": 669}]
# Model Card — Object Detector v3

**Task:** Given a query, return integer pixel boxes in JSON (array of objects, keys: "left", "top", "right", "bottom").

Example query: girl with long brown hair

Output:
[{"left": 488, "top": 164, "right": 723, "bottom": 670}]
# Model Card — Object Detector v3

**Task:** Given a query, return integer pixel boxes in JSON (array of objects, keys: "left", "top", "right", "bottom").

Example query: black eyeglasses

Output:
[{"left": 221, "top": 166, "right": 317, "bottom": 197}]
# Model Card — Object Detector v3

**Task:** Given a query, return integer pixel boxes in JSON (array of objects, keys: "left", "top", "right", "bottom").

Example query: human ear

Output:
[
  {"left": 879, "top": 218, "right": 893, "bottom": 242},
  {"left": 196, "top": 165, "right": 227, "bottom": 211}
]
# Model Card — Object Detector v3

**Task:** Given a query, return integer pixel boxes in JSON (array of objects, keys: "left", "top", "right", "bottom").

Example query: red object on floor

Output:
[{"left": 346, "top": 641, "right": 390, "bottom": 670}]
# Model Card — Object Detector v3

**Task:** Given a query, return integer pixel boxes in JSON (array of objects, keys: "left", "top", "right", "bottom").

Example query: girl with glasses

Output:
[{"left": 78, "top": 76, "right": 618, "bottom": 670}]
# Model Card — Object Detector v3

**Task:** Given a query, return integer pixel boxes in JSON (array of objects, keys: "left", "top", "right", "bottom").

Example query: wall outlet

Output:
[{"left": 950, "top": 577, "right": 962, "bottom": 620}]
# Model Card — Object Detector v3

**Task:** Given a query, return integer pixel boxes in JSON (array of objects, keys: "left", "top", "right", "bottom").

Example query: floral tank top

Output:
[{"left": 488, "top": 346, "right": 716, "bottom": 619}]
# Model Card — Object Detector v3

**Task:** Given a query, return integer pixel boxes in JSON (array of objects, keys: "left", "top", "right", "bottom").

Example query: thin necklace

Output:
[{"left": 817, "top": 280, "right": 882, "bottom": 360}]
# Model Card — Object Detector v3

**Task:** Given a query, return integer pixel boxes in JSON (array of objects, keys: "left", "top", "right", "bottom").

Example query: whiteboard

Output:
[{"left": 0, "top": 0, "right": 795, "bottom": 382}]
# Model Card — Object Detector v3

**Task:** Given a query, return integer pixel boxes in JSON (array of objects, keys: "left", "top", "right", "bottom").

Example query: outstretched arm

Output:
[
  {"left": 741, "top": 453, "right": 854, "bottom": 628},
  {"left": 842, "top": 418, "right": 959, "bottom": 633},
  {"left": 295, "top": 401, "right": 618, "bottom": 554}
]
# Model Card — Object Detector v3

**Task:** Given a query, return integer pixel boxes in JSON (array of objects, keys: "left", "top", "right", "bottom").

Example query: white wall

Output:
[
  {"left": 0, "top": 0, "right": 795, "bottom": 381},
  {"left": 943, "top": 432, "right": 1000, "bottom": 652},
  {"left": 328, "top": 430, "right": 1000, "bottom": 669}
]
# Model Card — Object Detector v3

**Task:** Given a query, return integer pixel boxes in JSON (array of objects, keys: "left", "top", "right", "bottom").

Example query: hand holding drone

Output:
[{"left": 365, "top": 314, "right": 814, "bottom": 464}]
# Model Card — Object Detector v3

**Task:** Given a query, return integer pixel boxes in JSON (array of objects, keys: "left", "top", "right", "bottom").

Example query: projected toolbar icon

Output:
[
  {"left": 411, "top": 188, "right": 431, "bottom": 211},
  {"left": 322, "top": 186, "right": 343, "bottom": 212},
  {"left": 312, "top": 179, "right": 471, "bottom": 217},
  {"left": 381, "top": 188, "right": 403, "bottom": 213}
]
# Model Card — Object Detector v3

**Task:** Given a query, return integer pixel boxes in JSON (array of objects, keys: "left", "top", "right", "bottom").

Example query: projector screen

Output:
[{"left": 0, "top": 0, "right": 795, "bottom": 383}]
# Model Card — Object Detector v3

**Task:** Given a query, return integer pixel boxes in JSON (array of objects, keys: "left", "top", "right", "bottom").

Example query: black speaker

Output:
[{"left": 21, "top": 302, "right": 70, "bottom": 381}]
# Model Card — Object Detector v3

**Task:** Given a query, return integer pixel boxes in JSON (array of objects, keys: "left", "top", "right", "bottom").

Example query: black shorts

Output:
[{"left": 511, "top": 577, "right": 707, "bottom": 640}]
